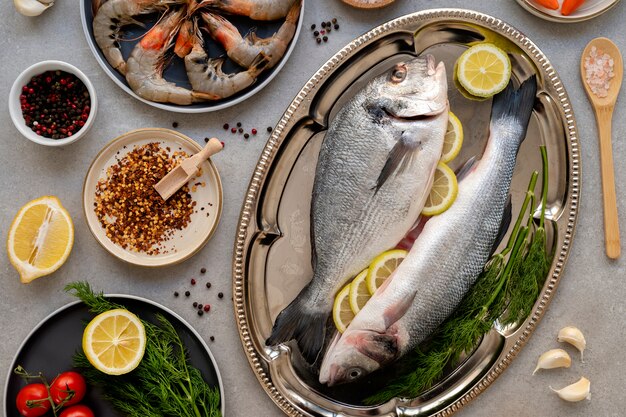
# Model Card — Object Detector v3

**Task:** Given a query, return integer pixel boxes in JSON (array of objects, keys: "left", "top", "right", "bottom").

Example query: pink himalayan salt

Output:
[{"left": 584, "top": 46, "right": 615, "bottom": 98}]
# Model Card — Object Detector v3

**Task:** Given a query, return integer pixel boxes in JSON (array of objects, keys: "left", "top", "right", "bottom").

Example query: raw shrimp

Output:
[
  {"left": 126, "top": 9, "right": 213, "bottom": 105},
  {"left": 199, "top": 0, "right": 296, "bottom": 21},
  {"left": 174, "top": 19, "right": 195, "bottom": 58},
  {"left": 201, "top": 0, "right": 300, "bottom": 69},
  {"left": 184, "top": 21, "right": 268, "bottom": 99},
  {"left": 93, "top": 0, "right": 187, "bottom": 75}
]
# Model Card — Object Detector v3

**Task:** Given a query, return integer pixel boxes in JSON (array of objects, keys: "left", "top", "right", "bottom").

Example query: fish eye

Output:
[
  {"left": 347, "top": 367, "right": 363, "bottom": 380},
  {"left": 390, "top": 64, "right": 407, "bottom": 83}
]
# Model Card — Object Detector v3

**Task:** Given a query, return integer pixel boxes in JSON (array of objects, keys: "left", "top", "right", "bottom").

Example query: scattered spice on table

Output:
[
  {"left": 185, "top": 291, "right": 190, "bottom": 297},
  {"left": 94, "top": 142, "right": 195, "bottom": 255},
  {"left": 191, "top": 278, "right": 196, "bottom": 285},
  {"left": 310, "top": 18, "right": 339, "bottom": 44},
  {"left": 206, "top": 282, "right": 212, "bottom": 289},
  {"left": 201, "top": 267, "right": 207, "bottom": 274},
  {"left": 197, "top": 310, "right": 203, "bottom": 316},
  {"left": 20, "top": 70, "right": 90, "bottom": 140},
  {"left": 193, "top": 301, "right": 198, "bottom": 308},
  {"left": 172, "top": 121, "right": 179, "bottom": 128},
  {"left": 223, "top": 123, "right": 229, "bottom": 130},
  {"left": 204, "top": 305, "right": 211, "bottom": 312},
  {"left": 267, "top": 126, "right": 273, "bottom": 132},
  {"left": 251, "top": 128, "right": 257, "bottom": 135},
  {"left": 210, "top": 336, "right": 215, "bottom": 342},
  {"left": 174, "top": 291, "right": 179, "bottom": 297},
  {"left": 218, "top": 292, "right": 224, "bottom": 299},
  {"left": 244, "top": 133, "right": 250, "bottom": 139},
  {"left": 584, "top": 46, "right": 615, "bottom": 98}
]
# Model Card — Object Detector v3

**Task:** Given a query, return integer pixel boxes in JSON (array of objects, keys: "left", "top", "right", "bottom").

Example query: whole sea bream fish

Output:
[
  {"left": 266, "top": 55, "right": 450, "bottom": 363},
  {"left": 319, "top": 76, "right": 538, "bottom": 385}
]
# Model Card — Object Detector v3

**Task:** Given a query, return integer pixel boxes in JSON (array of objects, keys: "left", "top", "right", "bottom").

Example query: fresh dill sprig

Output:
[
  {"left": 66, "top": 282, "right": 222, "bottom": 417},
  {"left": 366, "top": 146, "right": 551, "bottom": 405}
]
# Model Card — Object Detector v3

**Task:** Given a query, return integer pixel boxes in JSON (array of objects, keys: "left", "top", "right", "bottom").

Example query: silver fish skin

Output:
[
  {"left": 266, "top": 55, "right": 449, "bottom": 363},
  {"left": 320, "top": 77, "right": 538, "bottom": 386}
]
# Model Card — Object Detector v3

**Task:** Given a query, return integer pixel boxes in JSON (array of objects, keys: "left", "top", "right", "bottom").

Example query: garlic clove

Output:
[
  {"left": 557, "top": 326, "right": 586, "bottom": 361},
  {"left": 533, "top": 348, "right": 571, "bottom": 374},
  {"left": 13, "top": 0, "right": 53, "bottom": 16},
  {"left": 550, "top": 377, "right": 591, "bottom": 402}
]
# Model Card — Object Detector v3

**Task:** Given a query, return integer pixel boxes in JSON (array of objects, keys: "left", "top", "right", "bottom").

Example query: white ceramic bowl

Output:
[{"left": 8, "top": 60, "right": 98, "bottom": 146}]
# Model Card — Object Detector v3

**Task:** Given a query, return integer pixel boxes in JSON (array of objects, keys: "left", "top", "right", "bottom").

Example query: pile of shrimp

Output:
[{"left": 92, "top": 0, "right": 301, "bottom": 105}]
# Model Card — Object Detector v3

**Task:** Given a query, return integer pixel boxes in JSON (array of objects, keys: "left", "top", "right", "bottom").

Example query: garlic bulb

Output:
[
  {"left": 557, "top": 326, "right": 586, "bottom": 360},
  {"left": 13, "top": 0, "right": 54, "bottom": 16},
  {"left": 550, "top": 377, "right": 591, "bottom": 402},
  {"left": 533, "top": 349, "right": 571, "bottom": 374}
]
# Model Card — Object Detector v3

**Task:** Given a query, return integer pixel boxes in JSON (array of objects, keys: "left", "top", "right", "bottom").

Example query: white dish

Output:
[
  {"left": 516, "top": 0, "right": 621, "bottom": 22},
  {"left": 83, "top": 128, "right": 223, "bottom": 267},
  {"left": 8, "top": 60, "right": 98, "bottom": 146}
]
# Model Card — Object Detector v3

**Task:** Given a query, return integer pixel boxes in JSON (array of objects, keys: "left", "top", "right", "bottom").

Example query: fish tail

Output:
[
  {"left": 490, "top": 75, "right": 537, "bottom": 145},
  {"left": 266, "top": 288, "right": 327, "bottom": 364}
]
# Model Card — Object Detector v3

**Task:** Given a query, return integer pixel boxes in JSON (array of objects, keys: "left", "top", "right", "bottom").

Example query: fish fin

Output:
[
  {"left": 490, "top": 75, "right": 537, "bottom": 147},
  {"left": 374, "top": 131, "right": 422, "bottom": 192},
  {"left": 490, "top": 195, "right": 512, "bottom": 256},
  {"left": 455, "top": 156, "right": 478, "bottom": 181},
  {"left": 266, "top": 288, "right": 327, "bottom": 364},
  {"left": 355, "top": 332, "right": 399, "bottom": 365},
  {"left": 382, "top": 290, "right": 417, "bottom": 329}
]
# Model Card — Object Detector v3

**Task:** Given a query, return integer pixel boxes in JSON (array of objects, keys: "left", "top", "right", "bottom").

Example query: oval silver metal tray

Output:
[{"left": 233, "top": 8, "right": 580, "bottom": 417}]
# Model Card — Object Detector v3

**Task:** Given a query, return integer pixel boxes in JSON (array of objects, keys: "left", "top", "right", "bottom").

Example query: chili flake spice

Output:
[{"left": 94, "top": 142, "right": 196, "bottom": 255}]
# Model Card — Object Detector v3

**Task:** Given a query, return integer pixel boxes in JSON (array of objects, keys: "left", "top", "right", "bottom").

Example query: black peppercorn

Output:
[
  {"left": 172, "top": 122, "right": 179, "bottom": 128},
  {"left": 310, "top": 24, "right": 316, "bottom": 30},
  {"left": 323, "top": 36, "right": 328, "bottom": 42},
  {"left": 316, "top": 38, "right": 322, "bottom": 44},
  {"left": 267, "top": 126, "right": 272, "bottom": 132},
  {"left": 210, "top": 336, "right": 215, "bottom": 342},
  {"left": 332, "top": 18, "right": 337, "bottom": 24},
  {"left": 198, "top": 310, "right": 204, "bottom": 316},
  {"left": 174, "top": 291, "right": 179, "bottom": 297},
  {"left": 185, "top": 291, "right": 190, "bottom": 297},
  {"left": 244, "top": 133, "right": 250, "bottom": 139},
  {"left": 206, "top": 282, "right": 212, "bottom": 289},
  {"left": 223, "top": 123, "right": 229, "bottom": 130},
  {"left": 218, "top": 292, "right": 224, "bottom": 299},
  {"left": 314, "top": 30, "right": 319, "bottom": 36},
  {"left": 334, "top": 24, "right": 339, "bottom": 30},
  {"left": 236, "top": 122, "right": 242, "bottom": 127},
  {"left": 193, "top": 302, "right": 198, "bottom": 308},
  {"left": 200, "top": 267, "right": 207, "bottom": 274}
]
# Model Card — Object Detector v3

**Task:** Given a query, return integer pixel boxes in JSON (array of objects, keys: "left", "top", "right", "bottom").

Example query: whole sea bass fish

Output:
[
  {"left": 266, "top": 55, "right": 449, "bottom": 363},
  {"left": 319, "top": 76, "right": 538, "bottom": 385}
]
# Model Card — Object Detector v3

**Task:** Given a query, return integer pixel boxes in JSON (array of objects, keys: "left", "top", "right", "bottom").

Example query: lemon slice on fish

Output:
[
  {"left": 456, "top": 43, "right": 511, "bottom": 98},
  {"left": 333, "top": 283, "right": 355, "bottom": 333},
  {"left": 441, "top": 112, "right": 464, "bottom": 163},
  {"left": 422, "top": 162, "right": 458, "bottom": 216},
  {"left": 366, "top": 249, "right": 408, "bottom": 295},
  {"left": 348, "top": 269, "right": 370, "bottom": 315}
]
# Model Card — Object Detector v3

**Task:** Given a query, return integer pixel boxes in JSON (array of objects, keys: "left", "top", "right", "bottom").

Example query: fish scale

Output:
[
  {"left": 267, "top": 55, "right": 450, "bottom": 363},
  {"left": 319, "top": 76, "right": 538, "bottom": 386}
]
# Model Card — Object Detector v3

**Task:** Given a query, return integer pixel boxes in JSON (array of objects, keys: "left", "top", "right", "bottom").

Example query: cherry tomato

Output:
[
  {"left": 59, "top": 404, "right": 95, "bottom": 417},
  {"left": 50, "top": 372, "right": 87, "bottom": 407},
  {"left": 15, "top": 383, "right": 51, "bottom": 417}
]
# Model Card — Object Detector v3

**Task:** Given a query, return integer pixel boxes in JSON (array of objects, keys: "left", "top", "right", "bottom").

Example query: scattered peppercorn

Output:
[
  {"left": 20, "top": 70, "right": 90, "bottom": 140},
  {"left": 204, "top": 137, "right": 209, "bottom": 143},
  {"left": 206, "top": 282, "right": 212, "bottom": 289},
  {"left": 231, "top": 127, "right": 237, "bottom": 133},
  {"left": 251, "top": 128, "right": 257, "bottom": 135},
  {"left": 198, "top": 310, "right": 203, "bottom": 316},
  {"left": 244, "top": 133, "right": 250, "bottom": 139},
  {"left": 326, "top": 21, "right": 331, "bottom": 27},
  {"left": 332, "top": 18, "right": 337, "bottom": 24},
  {"left": 316, "top": 38, "right": 321, "bottom": 44},
  {"left": 198, "top": 304, "right": 203, "bottom": 309},
  {"left": 185, "top": 291, "right": 191, "bottom": 297},
  {"left": 267, "top": 126, "right": 273, "bottom": 132},
  {"left": 321, "top": 22, "right": 326, "bottom": 28},
  {"left": 204, "top": 305, "right": 211, "bottom": 312},
  {"left": 210, "top": 336, "right": 215, "bottom": 342},
  {"left": 223, "top": 123, "right": 229, "bottom": 130},
  {"left": 238, "top": 127, "right": 244, "bottom": 133},
  {"left": 200, "top": 267, "right": 206, "bottom": 274},
  {"left": 174, "top": 291, "right": 179, "bottom": 297},
  {"left": 313, "top": 30, "right": 319, "bottom": 36},
  {"left": 193, "top": 302, "right": 198, "bottom": 308},
  {"left": 191, "top": 278, "right": 196, "bottom": 285},
  {"left": 172, "top": 122, "right": 179, "bottom": 128},
  {"left": 218, "top": 292, "right": 224, "bottom": 299},
  {"left": 323, "top": 36, "right": 328, "bottom": 42},
  {"left": 236, "top": 122, "right": 242, "bottom": 127},
  {"left": 310, "top": 23, "right": 316, "bottom": 30},
  {"left": 326, "top": 27, "right": 331, "bottom": 33},
  {"left": 334, "top": 24, "right": 339, "bottom": 30}
]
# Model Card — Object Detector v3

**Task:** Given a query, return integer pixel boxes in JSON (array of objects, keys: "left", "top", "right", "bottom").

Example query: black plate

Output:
[
  {"left": 4, "top": 295, "right": 224, "bottom": 417},
  {"left": 80, "top": 0, "right": 303, "bottom": 113}
]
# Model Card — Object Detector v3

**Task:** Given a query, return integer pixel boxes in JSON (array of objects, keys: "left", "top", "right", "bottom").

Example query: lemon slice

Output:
[
  {"left": 82, "top": 309, "right": 146, "bottom": 375},
  {"left": 441, "top": 112, "right": 464, "bottom": 163},
  {"left": 366, "top": 249, "right": 408, "bottom": 295},
  {"left": 422, "top": 162, "right": 458, "bottom": 216},
  {"left": 457, "top": 43, "right": 511, "bottom": 98},
  {"left": 332, "top": 284, "right": 355, "bottom": 333},
  {"left": 7, "top": 196, "right": 74, "bottom": 283},
  {"left": 348, "top": 269, "right": 370, "bottom": 314}
]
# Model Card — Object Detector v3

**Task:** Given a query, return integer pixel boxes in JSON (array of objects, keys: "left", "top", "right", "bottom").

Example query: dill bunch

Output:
[
  {"left": 366, "top": 146, "right": 551, "bottom": 405},
  {"left": 65, "top": 282, "right": 221, "bottom": 417}
]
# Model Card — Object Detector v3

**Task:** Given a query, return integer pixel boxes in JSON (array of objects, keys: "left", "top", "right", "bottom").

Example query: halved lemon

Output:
[
  {"left": 348, "top": 269, "right": 370, "bottom": 315},
  {"left": 366, "top": 249, "right": 408, "bottom": 295},
  {"left": 7, "top": 196, "right": 74, "bottom": 283},
  {"left": 441, "top": 112, "right": 464, "bottom": 163},
  {"left": 82, "top": 309, "right": 146, "bottom": 375},
  {"left": 332, "top": 284, "right": 355, "bottom": 333},
  {"left": 422, "top": 162, "right": 458, "bottom": 216},
  {"left": 456, "top": 43, "right": 511, "bottom": 98}
]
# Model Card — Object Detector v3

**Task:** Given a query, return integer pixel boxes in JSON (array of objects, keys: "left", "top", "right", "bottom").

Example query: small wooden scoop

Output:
[
  {"left": 154, "top": 138, "right": 223, "bottom": 200},
  {"left": 581, "top": 37, "right": 623, "bottom": 259}
]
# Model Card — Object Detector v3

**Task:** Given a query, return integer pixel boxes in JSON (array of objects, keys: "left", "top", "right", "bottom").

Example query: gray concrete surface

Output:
[{"left": 1, "top": 1, "right": 625, "bottom": 416}]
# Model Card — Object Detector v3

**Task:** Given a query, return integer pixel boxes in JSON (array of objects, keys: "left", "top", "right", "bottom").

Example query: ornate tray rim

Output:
[{"left": 232, "top": 8, "right": 580, "bottom": 417}]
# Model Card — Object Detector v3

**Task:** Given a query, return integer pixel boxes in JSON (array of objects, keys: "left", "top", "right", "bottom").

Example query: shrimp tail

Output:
[{"left": 249, "top": 53, "right": 270, "bottom": 76}]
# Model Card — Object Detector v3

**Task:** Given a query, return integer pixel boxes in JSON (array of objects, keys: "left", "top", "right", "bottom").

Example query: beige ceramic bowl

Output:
[{"left": 83, "top": 128, "right": 222, "bottom": 267}]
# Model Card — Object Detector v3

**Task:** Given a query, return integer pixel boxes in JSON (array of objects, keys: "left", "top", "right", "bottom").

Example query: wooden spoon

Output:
[
  {"left": 581, "top": 37, "right": 623, "bottom": 259},
  {"left": 154, "top": 138, "right": 223, "bottom": 201}
]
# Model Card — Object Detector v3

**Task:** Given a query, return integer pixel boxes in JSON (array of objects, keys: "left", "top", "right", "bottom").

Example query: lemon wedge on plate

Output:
[
  {"left": 348, "top": 269, "right": 370, "bottom": 315},
  {"left": 422, "top": 162, "right": 458, "bottom": 216},
  {"left": 7, "top": 196, "right": 74, "bottom": 283},
  {"left": 441, "top": 112, "right": 464, "bottom": 163},
  {"left": 332, "top": 284, "right": 355, "bottom": 333},
  {"left": 366, "top": 249, "right": 408, "bottom": 295},
  {"left": 82, "top": 309, "right": 146, "bottom": 375},
  {"left": 457, "top": 43, "right": 511, "bottom": 98}
]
